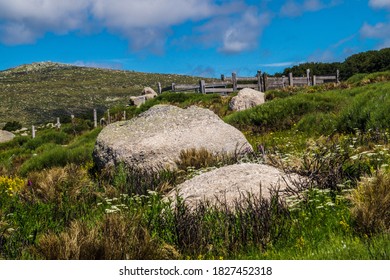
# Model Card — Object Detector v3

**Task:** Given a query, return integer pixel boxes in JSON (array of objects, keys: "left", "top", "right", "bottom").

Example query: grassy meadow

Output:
[{"left": 0, "top": 69, "right": 390, "bottom": 259}]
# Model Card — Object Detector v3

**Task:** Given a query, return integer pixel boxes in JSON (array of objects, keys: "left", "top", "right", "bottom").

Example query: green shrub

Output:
[
  {"left": 23, "top": 130, "right": 71, "bottom": 150},
  {"left": 225, "top": 91, "right": 344, "bottom": 133},
  {"left": 19, "top": 128, "right": 100, "bottom": 175},
  {"left": 62, "top": 118, "right": 92, "bottom": 135},
  {"left": 2, "top": 121, "right": 22, "bottom": 132}
]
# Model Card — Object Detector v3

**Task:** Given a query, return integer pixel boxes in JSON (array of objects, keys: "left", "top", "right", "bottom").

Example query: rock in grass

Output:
[
  {"left": 0, "top": 130, "right": 15, "bottom": 143},
  {"left": 167, "top": 163, "right": 303, "bottom": 208},
  {"left": 93, "top": 105, "right": 253, "bottom": 173},
  {"left": 229, "top": 88, "right": 265, "bottom": 111},
  {"left": 129, "top": 87, "right": 158, "bottom": 107},
  {"left": 142, "top": 87, "right": 158, "bottom": 96}
]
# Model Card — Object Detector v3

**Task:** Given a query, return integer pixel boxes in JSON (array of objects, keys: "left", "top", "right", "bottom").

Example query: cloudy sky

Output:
[{"left": 0, "top": 0, "right": 389, "bottom": 77}]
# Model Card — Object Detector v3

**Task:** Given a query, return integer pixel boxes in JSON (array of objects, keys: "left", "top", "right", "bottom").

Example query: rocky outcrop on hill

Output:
[
  {"left": 93, "top": 105, "right": 253, "bottom": 173},
  {"left": 229, "top": 88, "right": 265, "bottom": 111},
  {"left": 166, "top": 163, "right": 303, "bottom": 207},
  {"left": 0, "top": 130, "right": 15, "bottom": 143}
]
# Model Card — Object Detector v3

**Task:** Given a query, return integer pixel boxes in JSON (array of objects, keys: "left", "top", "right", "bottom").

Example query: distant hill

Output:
[{"left": 0, "top": 62, "right": 206, "bottom": 126}]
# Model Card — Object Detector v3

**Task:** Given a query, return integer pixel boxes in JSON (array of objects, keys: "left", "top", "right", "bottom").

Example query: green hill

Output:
[{"left": 0, "top": 62, "right": 205, "bottom": 126}]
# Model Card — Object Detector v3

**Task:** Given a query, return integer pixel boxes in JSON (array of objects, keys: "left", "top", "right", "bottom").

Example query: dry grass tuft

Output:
[
  {"left": 34, "top": 220, "right": 101, "bottom": 259},
  {"left": 351, "top": 169, "right": 390, "bottom": 235},
  {"left": 176, "top": 147, "right": 236, "bottom": 171},
  {"left": 34, "top": 213, "right": 181, "bottom": 260},
  {"left": 20, "top": 164, "right": 95, "bottom": 204}
]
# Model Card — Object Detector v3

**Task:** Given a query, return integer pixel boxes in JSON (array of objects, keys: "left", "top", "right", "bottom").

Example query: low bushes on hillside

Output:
[
  {"left": 225, "top": 91, "right": 346, "bottom": 133},
  {"left": 2, "top": 121, "right": 22, "bottom": 132}
]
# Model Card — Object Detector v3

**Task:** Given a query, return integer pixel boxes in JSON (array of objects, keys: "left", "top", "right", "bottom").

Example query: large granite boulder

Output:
[
  {"left": 0, "top": 130, "right": 15, "bottom": 143},
  {"left": 229, "top": 88, "right": 265, "bottom": 111},
  {"left": 166, "top": 163, "right": 304, "bottom": 207},
  {"left": 93, "top": 105, "right": 253, "bottom": 172}
]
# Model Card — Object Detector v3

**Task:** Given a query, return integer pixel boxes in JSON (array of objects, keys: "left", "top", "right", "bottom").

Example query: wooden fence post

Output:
[
  {"left": 123, "top": 111, "right": 126, "bottom": 121},
  {"left": 171, "top": 83, "right": 176, "bottom": 92},
  {"left": 257, "top": 71, "right": 262, "bottom": 91},
  {"left": 32, "top": 125, "right": 36, "bottom": 139},
  {"left": 56, "top": 117, "right": 61, "bottom": 130},
  {"left": 93, "top": 109, "right": 97, "bottom": 128},
  {"left": 107, "top": 109, "right": 110, "bottom": 124},
  {"left": 157, "top": 82, "right": 162, "bottom": 95},
  {"left": 232, "top": 72, "right": 237, "bottom": 91},
  {"left": 262, "top": 73, "right": 267, "bottom": 92},
  {"left": 289, "top": 72, "right": 294, "bottom": 87},
  {"left": 199, "top": 80, "right": 206, "bottom": 94},
  {"left": 313, "top": 75, "right": 317, "bottom": 86},
  {"left": 336, "top": 69, "right": 340, "bottom": 84},
  {"left": 306, "top": 69, "right": 311, "bottom": 86}
]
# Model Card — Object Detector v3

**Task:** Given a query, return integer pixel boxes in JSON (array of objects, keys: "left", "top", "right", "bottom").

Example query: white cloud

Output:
[
  {"left": 360, "top": 22, "right": 390, "bottom": 48},
  {"left": 72, "top": 60, "right": 125, "bottom": 70},
  {"left": 280, "top": 0, "right": 339, "bottom": 17},
  {"left": 260, "top": 62, "right": 300, "bottom": 67},
  {"left": 280, "top": 0, "right": 302, "bottom": 17},
  {"left": 369, "top": 0, "right": 390, "bottom": 9},
  {"left": 304, "top": 0, "right": 325, "bottom": 11},
  {"left": 90, "top": 0, "right": 223, "bottom": 52},
  {"left": 220, "top": 10, "right": 271, "bottom": 53},
  {"left": 0, "top": 0, "right": 91, "bottom": 44},
  {"left": 307, "top": 49, "right": 337, "bottom": 62},
  {"left": 91, "top": 0, "right": 215, "bottom": 28},
  {"left": 0, "top": 0, "right": 268, "bottom": 54}
]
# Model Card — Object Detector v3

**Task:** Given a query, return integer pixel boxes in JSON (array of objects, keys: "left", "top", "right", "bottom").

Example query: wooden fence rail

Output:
[{"left": 157, "top": 69, "right": 340, "bottom": 94}]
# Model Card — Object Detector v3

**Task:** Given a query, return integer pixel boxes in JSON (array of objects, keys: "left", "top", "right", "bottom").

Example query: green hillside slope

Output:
[{"left": 0, "top": 62, "right": 205, "bottom": 126}]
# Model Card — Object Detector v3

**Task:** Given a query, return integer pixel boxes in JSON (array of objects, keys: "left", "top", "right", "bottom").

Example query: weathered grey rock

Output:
[
  {"left": 129, "top": 88, "right": 157, "bottom": 107},
  {"left": 142, "top": 87, "right": 158, "bottom": 96},
  {"left": 166, "top": 163, "right": 303, "bottom": 208},
  {"left": 93, "top": 105, "right": 253, "bottom": 172},
  {"left": 0, "top": 130, "right": 15, "bottom": 143},
  {"left": 229, "top": 88, "right": 265, "bottom": 111},
  {"left": 129, "top": 95, "right": 146, "bottom": 107}
]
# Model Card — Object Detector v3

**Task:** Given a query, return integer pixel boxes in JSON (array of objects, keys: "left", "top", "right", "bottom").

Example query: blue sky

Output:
[{"left": 0, "top": 0, "right": 389, "bottom": 77}]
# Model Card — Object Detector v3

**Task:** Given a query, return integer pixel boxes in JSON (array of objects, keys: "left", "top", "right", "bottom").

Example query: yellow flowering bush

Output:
[{"left": 0, "top": 176, "right": 25, "bottom": 198}]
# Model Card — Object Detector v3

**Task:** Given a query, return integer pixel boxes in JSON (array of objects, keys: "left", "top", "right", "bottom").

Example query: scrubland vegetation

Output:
[{"left": 1, "top": 70, "right": 390, "bottom": 260}]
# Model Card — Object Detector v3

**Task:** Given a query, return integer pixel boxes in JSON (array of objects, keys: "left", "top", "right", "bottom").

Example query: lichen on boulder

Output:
[{"left": 93, "top": 105, "right": 253, "bottom": 173}]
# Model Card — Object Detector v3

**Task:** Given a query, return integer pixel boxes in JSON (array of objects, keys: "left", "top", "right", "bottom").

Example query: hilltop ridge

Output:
[{"left": 1, "top": 62, "right": 74, "bottom": 74}]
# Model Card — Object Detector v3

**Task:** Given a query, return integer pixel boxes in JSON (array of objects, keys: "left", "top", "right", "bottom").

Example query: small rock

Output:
[
  {"left": 0, "top": 130, "right": 15, "bottom": 143},
  {"left": 229, "top": 88, "right": 265, "bottom": 111},
  {"left": 142, "top": 87, "right": 158, "bottom": 96}
]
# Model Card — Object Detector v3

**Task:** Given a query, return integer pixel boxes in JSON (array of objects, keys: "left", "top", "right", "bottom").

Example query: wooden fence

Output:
[{"left": 158, "top": 69, "right": 340, "bottom": 94}]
